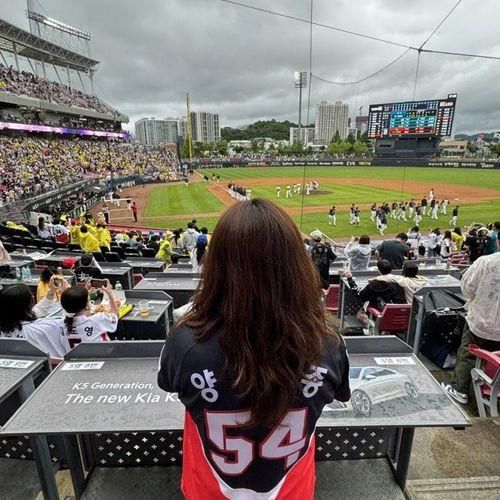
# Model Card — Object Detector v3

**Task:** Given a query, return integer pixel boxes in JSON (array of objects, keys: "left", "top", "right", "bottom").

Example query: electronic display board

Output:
[{"left": 368, "top": 94, "right": 457, "bottom": 139}]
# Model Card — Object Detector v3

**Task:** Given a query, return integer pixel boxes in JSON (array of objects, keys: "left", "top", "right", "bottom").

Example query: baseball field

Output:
[{"left": 110, "top": 166, "right": 500, "bottom": 238}]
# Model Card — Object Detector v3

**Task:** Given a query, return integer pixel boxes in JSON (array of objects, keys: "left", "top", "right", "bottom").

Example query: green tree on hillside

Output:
[
  {"left": 352, "top": 140, "right": 370, "bottom": 155},
  {"left": 466, "top": 141, "right": 479, "bottom": 154},
  {"left": 328, "top": 140, "right": 352, "bottom": 155},
  {"left": 215, "top": 140, "right": 228, "bottom": 155},
  {"left": 221, "top": 119, "right": 299, "bottom": 141},
  {"left": 488, "top": 142, "right": 500, "bottom": 156}
]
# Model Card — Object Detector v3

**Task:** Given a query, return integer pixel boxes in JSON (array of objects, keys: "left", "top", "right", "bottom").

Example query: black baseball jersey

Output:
[
  {"left": 311, "top": 243, "right": 337, "bottom": 288},
  {"left": 158, "top": 326, "right": 350, "bottom": 498}
]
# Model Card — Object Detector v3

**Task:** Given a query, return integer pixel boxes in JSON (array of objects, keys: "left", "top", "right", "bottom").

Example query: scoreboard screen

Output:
[{"left": 368, "top": 94, "right": 457, "bottom": 139}]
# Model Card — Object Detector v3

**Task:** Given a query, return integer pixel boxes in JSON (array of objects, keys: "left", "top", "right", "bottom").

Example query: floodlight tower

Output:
[
  {"left": 294, "top": 71, "right": 308, "bottom": 146},
  {"left": 186, "top": 93, "right": 193, "bottom": 160},
  {"left": 26, "top": 0, "right": 94, "bottom": 93}
]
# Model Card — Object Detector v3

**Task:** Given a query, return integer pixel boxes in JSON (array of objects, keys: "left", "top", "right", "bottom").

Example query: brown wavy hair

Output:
[{"left": 176, "top": 198, "right": 337, "bottom": 428}]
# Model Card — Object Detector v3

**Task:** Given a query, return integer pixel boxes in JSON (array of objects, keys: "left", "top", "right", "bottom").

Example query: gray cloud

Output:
[{"left": 2, "top": 0, "right": 500, "bottom": 134}]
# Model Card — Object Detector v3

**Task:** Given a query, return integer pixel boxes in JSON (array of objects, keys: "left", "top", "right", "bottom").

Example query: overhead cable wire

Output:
[
  {"left": 419, "top": 0, "right": 463, "bottom": 50},
  {"left": 311, "top": 48, "right": 412, "bottom": 85},
  {"left": 300, "top": 0, "right": 313, "bottom": 231},
  {"left": 217, "top": 0, "right": 500, "bottom": 61},
  {"left": 217, "top": 0, "right": 413, "bottom": 49},
  {"left": 418, "top": 48, "right": 500, "bottom": 60}
]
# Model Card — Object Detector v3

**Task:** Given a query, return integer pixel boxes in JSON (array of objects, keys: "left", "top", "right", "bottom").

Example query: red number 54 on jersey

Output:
[{"left": 204, "top": 408, "right": 309, "bottom": 476}]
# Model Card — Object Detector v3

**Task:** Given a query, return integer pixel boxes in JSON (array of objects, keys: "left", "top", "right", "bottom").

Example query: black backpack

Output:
[{"left": 420, "top": 290, "right": 466, "bottom": 368}]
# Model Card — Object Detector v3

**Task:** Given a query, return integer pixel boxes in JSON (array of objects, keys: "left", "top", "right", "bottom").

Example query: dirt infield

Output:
[{"left": 92, "top": 174, "right": 497, "bottom": 228}]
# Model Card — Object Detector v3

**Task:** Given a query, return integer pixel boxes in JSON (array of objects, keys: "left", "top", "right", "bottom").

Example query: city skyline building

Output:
[
  {"left": 314, "top": 100, "right": 349, "bottom": 145},
  {"left": 289, "top": 126, "right": 315, "bottom": 146},
  {"left": 190, "top": 111, "right": 221, "bottom": 143},
  {"left": 134, "top": 117, "right": 178, "bottom": 145}
]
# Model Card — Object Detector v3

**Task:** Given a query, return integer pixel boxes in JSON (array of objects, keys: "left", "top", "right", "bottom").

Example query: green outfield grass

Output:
[
  {"left": 201, "top": 166, "right": 500, "bottom": 189},
  {"left": 144, "top": 183, "right": 225, "bottom": 217},
  {"left": 142, "top": 167, "right": 500, "bottom": 237},
  {"left": 240, "top": 184, "right": 414, "bottom": 208},
  {"left": 292, "top": 200, "right": 500, "bottom": 239}
]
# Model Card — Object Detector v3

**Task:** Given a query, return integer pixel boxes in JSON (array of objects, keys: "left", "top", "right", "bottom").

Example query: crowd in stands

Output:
[
  {"left": 0, "top": 110, "right": 123, "bottom": 132},
  {"left": 0, "top": 200, "right": 500, "bottom": 497},
  {"left": 0, "top": 63, "right": 118, "bottom": 115},
  {"left": 0, "top": 135, "right": 180, "bottom": 205},
  {"left": 194, "top": 150, "right": 372, "bottom": 165},
  {"left": 1, "top": 198, "right": 497, "bottom": 496}
]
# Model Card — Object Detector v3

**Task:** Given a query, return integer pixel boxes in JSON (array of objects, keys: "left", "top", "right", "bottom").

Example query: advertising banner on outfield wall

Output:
[{"left": 197, "top": 160, "right": 500, "bottom": 169}]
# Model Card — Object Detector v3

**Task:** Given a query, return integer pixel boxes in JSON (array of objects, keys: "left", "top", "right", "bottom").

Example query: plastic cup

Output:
[{"left": 138, "top": 300, "right": 150, "bottom": 317}]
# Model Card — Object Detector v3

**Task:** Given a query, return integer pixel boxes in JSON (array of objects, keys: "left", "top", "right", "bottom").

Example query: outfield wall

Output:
[{"left": 194, "top": 159, "right": 500, "bottom": 169}]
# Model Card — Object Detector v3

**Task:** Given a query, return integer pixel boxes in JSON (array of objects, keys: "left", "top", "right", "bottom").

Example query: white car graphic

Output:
[{"left": 325, "top": 366, "right": 419, "bottom": 417}]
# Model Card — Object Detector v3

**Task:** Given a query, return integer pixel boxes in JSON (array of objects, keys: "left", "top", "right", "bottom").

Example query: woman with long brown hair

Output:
[{"left": 158, "top": 199, "right": 350, "bottom": 499}]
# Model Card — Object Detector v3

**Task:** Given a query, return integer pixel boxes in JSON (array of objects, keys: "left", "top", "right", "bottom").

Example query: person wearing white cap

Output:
[{"left": 309, "top": 230, "right": 336, "bottom": 289}]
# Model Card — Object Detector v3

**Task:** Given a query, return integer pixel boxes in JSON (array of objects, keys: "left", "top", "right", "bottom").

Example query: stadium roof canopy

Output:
[{"left": 0, "top": 18, "right": 99, "bottom": 73}]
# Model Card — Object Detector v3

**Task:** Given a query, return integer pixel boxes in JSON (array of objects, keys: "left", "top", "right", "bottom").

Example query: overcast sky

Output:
[{"left": 2, "top": 0, "right": 500, "bottom": 134}]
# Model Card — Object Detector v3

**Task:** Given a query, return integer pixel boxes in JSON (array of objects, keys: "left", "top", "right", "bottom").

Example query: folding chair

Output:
[
  {"left": 469, "top": 344, "right": 500, "bottom": 417},
  {"left": 141, "top": 248, "right": 156, "bottom": 258},
  {"left": 366, "top": 304, "right": 412, "bottom": 336},
  {"left": 325, "top": 284, "right": 340, "bottom": 313},
  {"left": 104, "top": 252, "right": 122, "bottom": 263}
]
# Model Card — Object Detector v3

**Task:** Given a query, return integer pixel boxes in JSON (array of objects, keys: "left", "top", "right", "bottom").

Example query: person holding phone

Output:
[
  {"left": 158, "top": 199, "right": 350, "bottom": 499},
  {"left": 74, "top": 253, "right": 103, "bottom": 282},
  {"left": 60, "top": 280, "right": 119, "bottom": 348},
  {"left": 0, "top": 278, "right": 118, "bottom": 358},
  {"left": 0, "top": 276, "right": 70, "bottom": 357}
]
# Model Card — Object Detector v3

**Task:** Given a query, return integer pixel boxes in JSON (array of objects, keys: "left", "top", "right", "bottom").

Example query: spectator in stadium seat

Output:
[
  {"left": 36, "top": 267, "right": 62, "bottom": 302},
  {"left": 200, "top": 226, "right": 210, "bottom": 243},
  {"left": 0, "top": 239, "right": 12, "bottom": 264},
  {"left": 190, "top": 234, "right": 207, "bottom": 272},
  {"left": 0, "top": 277, "right": 69, "bottom": 351},
  {"left": 95, "top": 223, "right": 112, "bottom": 250},
  {"left": 52, "top": 219, "right": 70, "bottom": 245},
  {"left": 451, "top": 227, "right": 464, "bottom": 252},
  {"left": 344, "top": 234, "right": 371, "bottom": 271},
  {"left": 375, "top": 233, "right": 409, "bottom": 269},
  {"left": 464, "top": 228, "right": 487, "bottom": 263},
  {"left": 79, "top": 224, "right": 101, "bottom": 253},
  {"left": 427, "top": 229, "right": 441, "bottom": 258},
  {"left": 124, "top": 231, "right": 139, "bottom": 248},
  {"left": 310, "top": 229, "right": 336, "bottom": 289},
  {"left": 181, "top": 222, "right": 200, "bottom": 252},
  {"left": 158, "top": 199, "right": 350, "bottom": 499},
  {"left": 484, "top": 221, "right": 500, "bottom": 255},
  {"left": 171, "top": 228, "right": 184, "bottom": 248},
  {"left": 146, "top": 234, "right": 161, "bottom": 255},
  {"left": 393, "top": 261, "right": 427, "bottom": 304},
  {"left": 191, "top": 219, "right": 200, "bottom": 232},
  {"left": 37, "top": 216, "right": 52, "bottom": 240},
  {"left": 442, "top": 251, "right": 500, "bottom": 404},
  {"left": 74, "top": 254, "right": 103, "bottom": 281},
  {"left": 156, "top": 234, "right": 173, "bottom": 264},
  {"left": 70, "top": 220, "right": 80, "bottom": 245},
  {"left": 345, "top": 259, "right": 406, "bottom": 311},
  {"left": 60, "top": 283, "right": 118, "bottom": 347}
]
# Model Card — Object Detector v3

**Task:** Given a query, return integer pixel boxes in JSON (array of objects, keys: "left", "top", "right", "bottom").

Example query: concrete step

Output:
[{"left": 406, "top": 476, "right": 500, "bottom": 500}]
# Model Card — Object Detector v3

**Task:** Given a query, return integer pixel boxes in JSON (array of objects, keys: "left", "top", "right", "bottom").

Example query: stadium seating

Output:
[
  {"left": 325, "top": 284, "right": 340, "bottom": 313},
  {"left": 366, "top": 304, "right": 412, "bottom": 336},
  {"left": 0, "top": 135, "right": 180, "bottom": 205},
  {"left": 0, "top": 63, "right": 117, "bottom": 114},
  {"left": 469, "top": 344, "right": 500, "bottom": 417}
]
